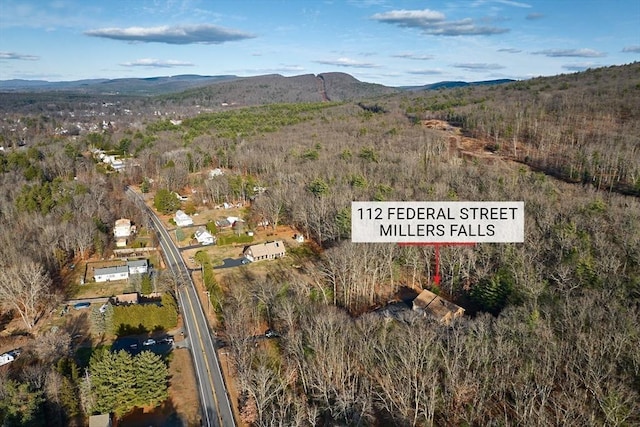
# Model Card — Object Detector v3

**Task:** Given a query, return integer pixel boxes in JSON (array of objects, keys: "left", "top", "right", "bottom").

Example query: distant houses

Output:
[
  {"left": 174, "top": 210, "right": 193, "bottom": 227},
  {"left": 243, "top": 240, "right": 286, "bottom": 262}
]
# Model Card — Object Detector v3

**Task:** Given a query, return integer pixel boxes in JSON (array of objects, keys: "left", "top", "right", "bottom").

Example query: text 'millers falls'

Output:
[{"left": 351, "top": 201, "right": 525, "bottom": 244}]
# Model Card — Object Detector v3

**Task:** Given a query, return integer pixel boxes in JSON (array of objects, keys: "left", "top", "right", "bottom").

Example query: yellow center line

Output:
[
  {"left": 183, "top": 288, "right": 224, "bottom": 427},
  {"left": 158, "top": 221, "right": 224, "bottom": 427}
]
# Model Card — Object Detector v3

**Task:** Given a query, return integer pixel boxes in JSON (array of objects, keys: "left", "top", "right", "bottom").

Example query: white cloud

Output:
[
  {"left": 371, "top": 9, "right": 509, "bottom": 36},
  {"left": 0, "top": 51, "right": 39, "bottom": 60},
  {"left": 392, "top": 53, "right": 434, "bottom": 60},
  {"left": 452, "top": 63, "right": 506, "bottom": 71},
  {"left": 120, "top": 58, "right": 194, "bottom": 68},
  {"left": 406, "top": 69, "right": 444, "bottom": 75},
  {"left": 532, "top": 48, "right": 606, "bottom": 58},
  {"left": 622, "top": 46, "right": 640, "bottom": 53},
  {"left": 85, "top": 24, "right": 255, "bottom": 44},
  {"left": 498, "top": 48, "right": 522, "bottom": 53},
  {"left": 314, "top": 57, "right": 379, "bottom": 68}
]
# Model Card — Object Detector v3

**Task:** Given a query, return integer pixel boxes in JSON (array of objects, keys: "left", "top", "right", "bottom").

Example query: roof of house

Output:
[
  {"left": 127, "top": 259, "right": 148, "bottom": 268},
  {"left": 115, "top": 218, "right": 131, "bottom": 227},
  {"left": 175, "top": 210, "right": 191, "bottom": 220},
  {"left": 246, "top": 241, "right": 286, "bottom": 258},
  {"left": 195, "top": 227, "right": 214, "bottom": 239},
  {"left": 95, "top": 265, "right": 129, "bottom": 276},
  {"left": 413, "top": 289, "right": 465, "bottom": 324}
]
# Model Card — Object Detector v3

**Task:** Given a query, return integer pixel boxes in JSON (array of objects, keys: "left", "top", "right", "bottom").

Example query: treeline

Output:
[{"left": 404, "top": 63, "right": 640, "bottom": 196}]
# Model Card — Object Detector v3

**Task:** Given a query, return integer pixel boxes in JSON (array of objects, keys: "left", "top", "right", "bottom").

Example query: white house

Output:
[
  {"left": 174, "top": 210, "right": 193, "bottom": 227},
  {"left": 114, "top": 218, "right": 132, "bottom": 238},
  {"left": 243, "top": 240, "right": 286, "bottom": 262},
  {"left": 114, "top": 218, "right": 132, "bottom": 248},
  {"left": 195, "top": 227, "right": 215, "bottom": 245},
  {"left": 127, "top": 259, "right": 148, "bottom": 275},
  {"left": 94, "top": 265, "right": 129, "bottom": 283}
]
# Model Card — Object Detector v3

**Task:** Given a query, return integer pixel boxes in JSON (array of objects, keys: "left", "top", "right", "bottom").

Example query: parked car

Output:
[{"left": 142, "top": 338, "right": 156, "bottom": 346}]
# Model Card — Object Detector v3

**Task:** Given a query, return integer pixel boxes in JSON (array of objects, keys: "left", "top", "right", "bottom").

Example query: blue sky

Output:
[{"left": 1, "top": 0, "right": 638, "bottom": 86}]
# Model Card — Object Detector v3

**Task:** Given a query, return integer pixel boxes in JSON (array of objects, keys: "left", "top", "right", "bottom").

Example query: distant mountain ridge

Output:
[
  {"left": 0, "top": 75, "right": 240, "bottom": 95},
  {"left": 401, "top": 79, "right": 516, "bottom": 90},
  {"left": 0, "top": 74, "right": 516, "bottom": 96}
]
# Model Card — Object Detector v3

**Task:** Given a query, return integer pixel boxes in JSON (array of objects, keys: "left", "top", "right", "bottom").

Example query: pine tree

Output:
[{"left": 133, "top": 351, "right": 169, "bottom": 408}]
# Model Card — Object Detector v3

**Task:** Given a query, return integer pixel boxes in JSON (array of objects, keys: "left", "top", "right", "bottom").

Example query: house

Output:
[
  {"left": 215, "top": 218, "right": 232, "bottom": 229},
  {"left": 174, "top": 210, "right": 193, "bottom": 227},
  {"left": 94, "top": 265, "right": 129, "bottom": 283},
  {"left": 412, "top": 289, "right": 465, "bottom": 325},
  {"left": 0, "top": 352, "right": 15, "bottom": 367},
  {"left": 195, "top": 227, "right": 215, "bottom": 245},
  {"left": 114, "top": 218, "right": 132, "bottom": 238},
  {"left": 114, "top": 218, "right": 132, "bottom": 247},
  {"left": 127, "top": 259, "right": 148, "bottom": 275},
  {"left": 243, "top": 240, "right": 286, "bottom": 262}
]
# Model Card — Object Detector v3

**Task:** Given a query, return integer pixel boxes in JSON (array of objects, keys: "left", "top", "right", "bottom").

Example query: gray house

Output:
[{"left": 94, "top": 265, "right": 129, "bottom": 283}]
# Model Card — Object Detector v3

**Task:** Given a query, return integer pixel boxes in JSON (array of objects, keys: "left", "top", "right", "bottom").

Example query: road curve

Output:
[{"left": 126, "top": 187, "right": 235, "bottom": 427}]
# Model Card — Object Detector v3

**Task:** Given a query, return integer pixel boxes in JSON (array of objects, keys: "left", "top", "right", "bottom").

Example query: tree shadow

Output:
[
  {"left": 118, "top": 398, "right": 188, "bottom": 427},
  {"left": 0, "top": 309, "right": 14, "bottom": 333}
]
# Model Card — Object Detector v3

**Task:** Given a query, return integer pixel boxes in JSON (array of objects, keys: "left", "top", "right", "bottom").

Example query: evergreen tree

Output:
[
  {"left": 0, "top": 380, "right": 45, "bottom": 426},
  {"left": 153, "top": 188, "right": 180, "bottom": 214},
  {"left": 133, "top": 351, "right": 169, "bottom": 407}
]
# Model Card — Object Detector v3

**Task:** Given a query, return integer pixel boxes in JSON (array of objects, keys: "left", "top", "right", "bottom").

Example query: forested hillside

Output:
[{"left": 0, "top": 64, "right": 638, "bottom": 426}]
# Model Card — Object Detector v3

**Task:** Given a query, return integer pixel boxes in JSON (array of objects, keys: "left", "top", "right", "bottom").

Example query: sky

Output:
[{"left": 0, "top": 0, "right": 639, "bottom": 86}]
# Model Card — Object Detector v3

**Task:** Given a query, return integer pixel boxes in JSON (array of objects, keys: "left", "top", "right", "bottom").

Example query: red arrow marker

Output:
[{"left": 434, "top": 244, "right": 441, "bottom": 286}]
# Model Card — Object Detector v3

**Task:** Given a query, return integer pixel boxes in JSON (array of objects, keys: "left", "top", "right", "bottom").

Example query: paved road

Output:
[{"left": 126, "top": 187, "right": 235, "bottom": 427}]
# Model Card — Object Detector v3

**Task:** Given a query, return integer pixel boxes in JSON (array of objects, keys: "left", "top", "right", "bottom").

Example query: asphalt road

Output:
[{"left": 126, "top": 187, "right": 235, "bottom": 427}]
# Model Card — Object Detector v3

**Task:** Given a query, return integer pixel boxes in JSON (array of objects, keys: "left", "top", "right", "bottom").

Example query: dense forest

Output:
[{"left": 0, "top": 63, "right": 638, "bottom": 425}]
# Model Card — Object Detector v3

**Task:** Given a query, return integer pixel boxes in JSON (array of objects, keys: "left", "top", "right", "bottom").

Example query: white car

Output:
[{"left": 142, "top": 338, "right": 156, "bottom": 346}]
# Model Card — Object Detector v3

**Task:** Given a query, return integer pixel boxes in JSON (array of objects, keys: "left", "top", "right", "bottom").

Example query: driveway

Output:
[{"left": 213, "top": 257, "right": 250, "bottom": 269}]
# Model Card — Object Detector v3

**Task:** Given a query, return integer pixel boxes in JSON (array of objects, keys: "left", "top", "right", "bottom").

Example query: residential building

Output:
[
  {"left": 195, "top": 227, "right": 215, "bottom": 245},
  {"left": 114, "top": 218, "right": 132, "bottom": 247},
  {"left": 412, "top": 289, "right": 465, "bottom": 325},
  {"left": 127, "top": 259, "right": 148, "bottom": 275},
  {"left": 243, "top": 240, "right": 286, "bottom": 262},
  {"left": 114, "top": 218, "right": 132, "bottom": 238},
  {"left": 174, "top": 210, "right": 193, "bottom": 227},
  {"left": 94, "top": 265, "right": 129, "bottom": 283}
]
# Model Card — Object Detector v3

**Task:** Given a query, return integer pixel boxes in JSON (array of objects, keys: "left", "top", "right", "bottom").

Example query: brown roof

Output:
[
  {"left": 413, "top": 289, "right": 464, "bottom": 324},
  {"left": 246, "top": 241, "right": 285, "bottom": 258}
]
